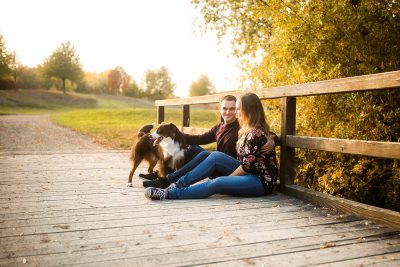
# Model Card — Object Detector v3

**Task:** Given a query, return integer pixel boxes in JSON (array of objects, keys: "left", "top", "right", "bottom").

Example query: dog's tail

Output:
[{"left": 137, "top": 123, "right": 155, "bottom": 138}]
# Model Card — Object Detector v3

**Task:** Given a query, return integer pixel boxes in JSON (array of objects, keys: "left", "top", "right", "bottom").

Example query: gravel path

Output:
[{"left": 0, "top": 114, "right": 105, "bottom": 153}]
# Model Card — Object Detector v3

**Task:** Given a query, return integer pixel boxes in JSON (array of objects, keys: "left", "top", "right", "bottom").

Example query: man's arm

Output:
[{"left": 183, "top": 125, "right": 218, "bottom": 145}]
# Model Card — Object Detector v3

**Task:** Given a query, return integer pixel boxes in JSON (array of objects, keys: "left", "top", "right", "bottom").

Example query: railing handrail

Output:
[{"left": 155, "top": 71, "right": 400, "bottom": 106}]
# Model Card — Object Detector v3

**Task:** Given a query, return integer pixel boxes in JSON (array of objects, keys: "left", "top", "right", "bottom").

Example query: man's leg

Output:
[
  {"left": 175, "top": 151, "right": 241, "bottom": 188},
  {"left": 166, "top": 149, "right": 210, "bottom": 183},
  {"left": 143, "top": 145, "right": 207, "bottom": 188}
]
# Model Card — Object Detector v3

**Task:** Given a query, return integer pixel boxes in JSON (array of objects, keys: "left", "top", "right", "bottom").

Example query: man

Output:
[{"left": 141, "top": 94, "right": 239, "bottom": 188}]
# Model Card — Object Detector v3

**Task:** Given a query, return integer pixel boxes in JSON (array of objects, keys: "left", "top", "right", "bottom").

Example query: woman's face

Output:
[{"left": 235, "top": 99, "right": 242, "bottom": 119}]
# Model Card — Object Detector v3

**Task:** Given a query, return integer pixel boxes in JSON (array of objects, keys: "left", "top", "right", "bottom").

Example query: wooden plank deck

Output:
[{"left": 1, "top": 150, "right": 400, "bottom": 266}]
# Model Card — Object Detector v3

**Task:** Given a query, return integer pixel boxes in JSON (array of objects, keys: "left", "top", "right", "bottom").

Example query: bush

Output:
[
  {"left": 0, "top": 78, "right": 15, "bottom": 90},
  {"left": 295, "top": 90, "right": 400, "bottom": 211}
]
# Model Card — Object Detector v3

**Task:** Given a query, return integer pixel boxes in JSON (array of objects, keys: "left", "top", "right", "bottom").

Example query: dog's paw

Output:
[{"left": 126, "top": 183, "right": 133, "bottom": 187}]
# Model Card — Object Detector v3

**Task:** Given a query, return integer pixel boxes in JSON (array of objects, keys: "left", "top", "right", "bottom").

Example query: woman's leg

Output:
[
  {"left": 175, "top": 151, "right": 241, "bottom": 188},
  {"left": 166, "top": 150, "right": 210, "bottom": 183},
  {"left": 168, "top": 174, "right": 265, "bottom": 199}
]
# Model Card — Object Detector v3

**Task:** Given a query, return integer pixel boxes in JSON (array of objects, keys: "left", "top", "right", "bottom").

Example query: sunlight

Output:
[{"left": 0, "top": 0, "right": 241, "bottom": 97}]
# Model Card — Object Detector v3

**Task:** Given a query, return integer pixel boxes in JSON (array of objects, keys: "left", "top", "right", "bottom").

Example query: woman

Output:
[{"left": 145, "top": 93, "right": 278, "bottom": 200}]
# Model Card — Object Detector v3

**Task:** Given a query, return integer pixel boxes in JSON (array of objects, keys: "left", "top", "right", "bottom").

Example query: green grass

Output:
[
  {"left": 50, "top": 108, "right": 219, "bottom": 149},
  {"left": 0, "top": 89, "right": 219, "bottom": 149}
]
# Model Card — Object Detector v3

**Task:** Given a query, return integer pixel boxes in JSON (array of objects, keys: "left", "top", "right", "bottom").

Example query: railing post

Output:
[
  {"left": 183, "top": 105, "right": 190, "bottom": 127},
  {"left": 157, "top": 106, "right": 164, "bottom": 125},
  {"left": 280, "top": 97, "right": 296, "bottom": 191}
]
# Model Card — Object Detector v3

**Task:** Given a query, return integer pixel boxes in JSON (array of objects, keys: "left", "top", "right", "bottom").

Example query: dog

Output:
[
  {"left": 126, "top": 122, "right": 187, "bottom": 187},
  {"left": 153, "top": 122, "right": 187, "bottom": 177},
  {"left": 126, "top": 123, "right": 160, "bottom": 187}
]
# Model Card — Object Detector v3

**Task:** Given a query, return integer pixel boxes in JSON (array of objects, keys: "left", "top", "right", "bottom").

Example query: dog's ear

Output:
[
  {"left": 169, "top": 123, "right": 180, "bottom": 132},
  {"left": 138, "top": 124, "right": 154, "bottom": 135},
  {"left": 168, "top": 123, "right": 176, "bottom": 138}
]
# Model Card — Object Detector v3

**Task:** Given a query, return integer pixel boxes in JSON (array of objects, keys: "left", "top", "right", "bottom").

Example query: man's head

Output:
[{"left": 219, "top": 95, "right": 236, "bottom": 124}]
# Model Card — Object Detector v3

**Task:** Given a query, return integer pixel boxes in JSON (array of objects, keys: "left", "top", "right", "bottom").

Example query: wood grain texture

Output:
[
  {"left": 156, "top": 71, "right": 400, "bottom": 106},
  {"left": 1, "top": 151, "right": 399, "bottom": 266},
  {"left": 287, "top": 135, "right": 400, "bottom": 159},
  {"left": 282, "top": 184, "right": 400, "bottom": 229}
]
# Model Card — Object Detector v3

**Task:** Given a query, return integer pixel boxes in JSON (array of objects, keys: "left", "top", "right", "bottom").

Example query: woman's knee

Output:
[{"left": 207, "top": 176, "right": 227, "bottom": 191}]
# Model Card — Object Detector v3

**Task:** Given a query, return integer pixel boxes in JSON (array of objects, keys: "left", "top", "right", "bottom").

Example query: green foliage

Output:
[
  {"left": 17, "top": 66, "right": 45, "bottom": 89},
  {"left": 76, "top": 71, "right": 108, "bottom": 94},
  {"left": 0, "top": 33, "right": 13, "bottom": 88},
  {"left": 0, "top": 33, "right": 12, "bottom": 79},
  {"left": 142, "top": 66, "right": 176, "bottom": 100},
  {"left": 189, "top": 74, "right": 216, "bottom": 96},
  {"left": 193, "top": 0, "right": 400, "bottom": 210},
  {"left": 192, "top": 0, "right": 400, "bottom": 84},
  {"left": 42, "top": 41, "right": 83, "bottom": 94},
  {"left": 124, "top": 79, "right": 141, "bottom": 98}
]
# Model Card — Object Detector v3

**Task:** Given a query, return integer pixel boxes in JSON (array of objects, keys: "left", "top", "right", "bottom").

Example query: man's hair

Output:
[{"left": 220, "top": 95, "right": 236, "bottom": 102}]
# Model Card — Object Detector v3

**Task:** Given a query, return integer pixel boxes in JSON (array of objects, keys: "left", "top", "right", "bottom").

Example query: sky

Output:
[{"left": 0, "top": 0, "right": 241, "bottom": 97}]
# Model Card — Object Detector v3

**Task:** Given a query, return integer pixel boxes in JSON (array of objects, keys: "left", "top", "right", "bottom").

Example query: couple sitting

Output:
[{"left": 142, "top": 93, "right": 279, "bottom": 200}]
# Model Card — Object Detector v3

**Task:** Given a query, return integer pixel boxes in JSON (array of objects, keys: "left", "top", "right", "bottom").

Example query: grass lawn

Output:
[{"left": 0, "top": 89, "right": 219, "bottom": 149}]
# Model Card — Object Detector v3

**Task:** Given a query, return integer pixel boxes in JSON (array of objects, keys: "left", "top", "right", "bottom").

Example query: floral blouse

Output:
[{"left": 237, "top": 127, "right": 279, "bottom": 194}]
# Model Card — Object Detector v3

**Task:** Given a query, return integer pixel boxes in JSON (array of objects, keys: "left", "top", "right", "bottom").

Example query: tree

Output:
[
  {"left": 42, "top": 41, "right": 83, "bottom": 93},
  {"left": 107, "top": 66, "right": 131, "bottom": 94},
  {"left": 124, "top": 79, "right": 141, "bottom": 97},
  {"left": 76, "top": 71, "right": 108, "bottom": 94},
  {"left": 142, "top": 66, "right": 175, "bottom": 100},
  {"left": 0, "top": 33, "right": 12, "bottom": 80},
  {"left": 189, "top": 74, "right": 216, "bottom": 96},
  {"left": 192, "top": 0, "right": 400, "bottom": 84},
  {"left": 17, "top": 66, "right": 45, "bottom": 89},
  {"left": 192, "top": 0, "right": 400, "bottom": 210}
]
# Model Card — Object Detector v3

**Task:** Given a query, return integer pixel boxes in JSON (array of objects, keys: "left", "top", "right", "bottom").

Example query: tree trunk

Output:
[
  {"left": 13, "top": 69, "right": 17, "bottom": 91},
  {"left": 62, "top": 78, "right": 66, "bottom": 94}
]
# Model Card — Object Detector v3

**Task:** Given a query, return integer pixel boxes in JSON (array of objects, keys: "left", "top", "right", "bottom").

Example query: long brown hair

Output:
[{"left": 237, "top": 93, "right": 270, "bottom": 145}]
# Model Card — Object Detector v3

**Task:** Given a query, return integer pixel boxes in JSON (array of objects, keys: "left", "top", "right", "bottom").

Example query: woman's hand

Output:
[
  {"left": 229, "top": 165, "right": 247, "bottom": 176},
  {"left": 260, "top": 135, "right": 275, "bottom": 152}
]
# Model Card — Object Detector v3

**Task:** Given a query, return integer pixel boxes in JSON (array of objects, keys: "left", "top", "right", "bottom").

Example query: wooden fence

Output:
[{"left": 155, "top": 71, "right": 400, "bottom": 229}]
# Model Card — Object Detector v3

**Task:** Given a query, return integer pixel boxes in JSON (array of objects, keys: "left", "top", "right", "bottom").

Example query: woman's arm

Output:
[
  {"left": 239, "top": 128, "right": 268, "bottom": 174},
  {"left": 229, "top": 165, "right": 247, "bottom": 176}
]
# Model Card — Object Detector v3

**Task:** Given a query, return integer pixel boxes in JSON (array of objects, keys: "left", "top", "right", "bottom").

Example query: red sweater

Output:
[{"left": 183, "top": 120, "right": 240, "bottom": 158}]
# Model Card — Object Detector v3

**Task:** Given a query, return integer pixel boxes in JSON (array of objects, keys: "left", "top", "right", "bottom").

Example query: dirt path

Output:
[{"left": 0, "top": 114, "right": 105, "bottom": 153}]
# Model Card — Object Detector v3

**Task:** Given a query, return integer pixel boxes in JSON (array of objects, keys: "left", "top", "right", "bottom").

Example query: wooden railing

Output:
[{"left": 155, "top": 71, "right": 400, "bottom": 229}]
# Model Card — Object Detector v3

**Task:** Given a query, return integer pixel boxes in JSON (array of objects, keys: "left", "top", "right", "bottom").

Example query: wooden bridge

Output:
[{"left": 1, "top": 71, "right": 400, "bottom": 266}]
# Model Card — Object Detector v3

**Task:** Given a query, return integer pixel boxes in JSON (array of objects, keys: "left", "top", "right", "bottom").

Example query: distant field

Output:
[
  {"left": 0, "top": 89, "right": 154, "bottom": 114},
  {"left": 0, "top": 89, "right": 219, "bottom": 149}
]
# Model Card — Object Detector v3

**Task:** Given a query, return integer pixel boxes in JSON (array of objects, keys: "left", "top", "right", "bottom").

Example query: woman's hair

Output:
[{"left": 237, "top": 93, "right": 270, "bottom": 145}]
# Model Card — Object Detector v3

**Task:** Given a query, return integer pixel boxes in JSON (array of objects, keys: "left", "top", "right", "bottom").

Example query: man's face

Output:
[{"left": 220, "top": 100, "right": 236, "bottom": 124}]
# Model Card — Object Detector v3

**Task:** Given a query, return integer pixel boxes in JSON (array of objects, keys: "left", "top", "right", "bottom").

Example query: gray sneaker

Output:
[{"left": 144, "top": 187, "right": 168, "bottom": 200}]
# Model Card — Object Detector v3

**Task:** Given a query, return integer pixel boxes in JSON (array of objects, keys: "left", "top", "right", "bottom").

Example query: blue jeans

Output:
[
  {"left": 166, "top": 145, "right": 209, "bottom": 183},
  {"left": 168, "top": 151, "right": 266, "bottom": 199}
]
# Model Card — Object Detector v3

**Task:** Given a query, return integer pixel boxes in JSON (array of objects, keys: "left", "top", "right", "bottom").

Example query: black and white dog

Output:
[{"left": 127, "top": 123, "right": 187, "bottom": 187}]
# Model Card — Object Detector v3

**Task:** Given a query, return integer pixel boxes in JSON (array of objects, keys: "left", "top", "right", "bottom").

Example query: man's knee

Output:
[
  {"left": 209, "top": 151, "right": 224, "bottom": 158},
  {"left": 198, "top": 150, "right": 210, "bottom": 157}
]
